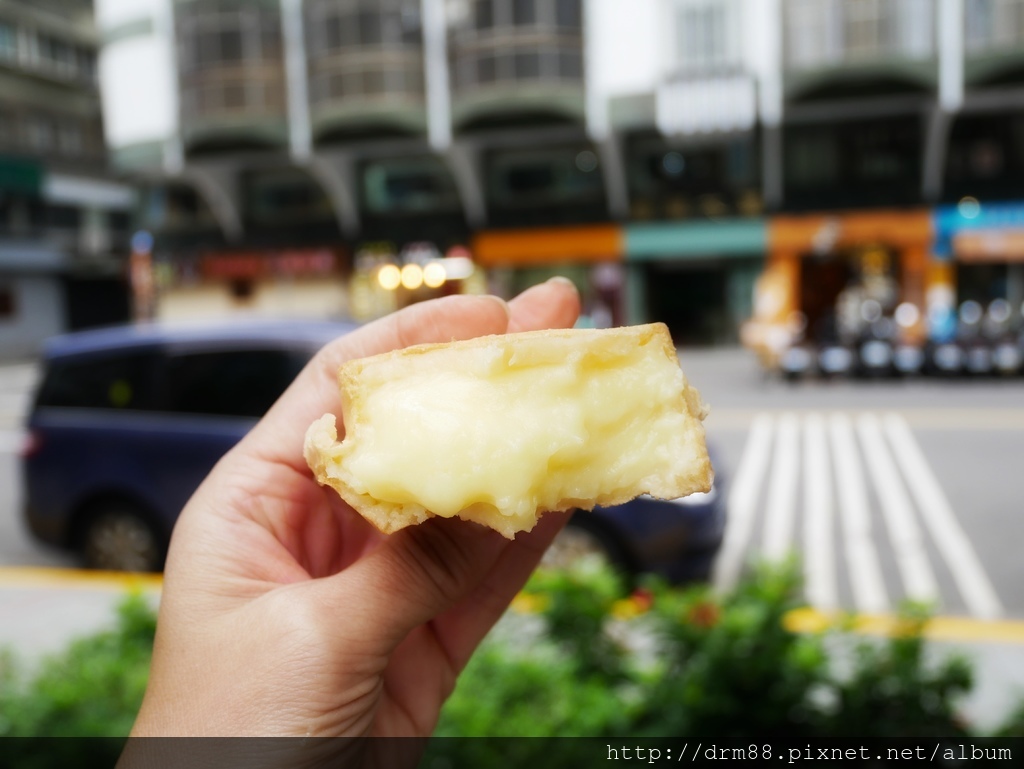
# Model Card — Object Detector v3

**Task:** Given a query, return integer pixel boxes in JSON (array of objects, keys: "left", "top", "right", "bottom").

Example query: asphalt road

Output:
[
  {"left": 681, "top": 349, "right": 1024, "bottom": 621},
  {"left": 1, "top": 351, "right": 1023, "bottom": 620}
]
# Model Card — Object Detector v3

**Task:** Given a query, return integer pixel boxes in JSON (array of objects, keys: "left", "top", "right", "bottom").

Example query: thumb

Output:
[{"left": 317, "top": 517, "right": 509, "bottom": 650}]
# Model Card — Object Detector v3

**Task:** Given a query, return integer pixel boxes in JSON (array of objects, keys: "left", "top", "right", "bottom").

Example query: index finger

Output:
[{"left": 247, "top": 279, "right": 580, "bottom": 470}]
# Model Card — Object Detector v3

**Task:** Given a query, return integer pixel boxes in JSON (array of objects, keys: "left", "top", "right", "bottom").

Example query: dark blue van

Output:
[{"left": 22, "top": 320, "right": 725, "bottom": 578}]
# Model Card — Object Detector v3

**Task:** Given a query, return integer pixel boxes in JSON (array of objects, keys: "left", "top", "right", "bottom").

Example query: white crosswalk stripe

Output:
[
  {"left": 803, "top": 413, "right": 837, "bottom": 611},
  {"left": 712, "top": 413, "right": 774, "bottom": 593},
  {"left": 882, "top": 414, "right": 1004, "bottom": 620},
  {"left": 716, "top": 411, "right": 1003, "bottom": 619}
]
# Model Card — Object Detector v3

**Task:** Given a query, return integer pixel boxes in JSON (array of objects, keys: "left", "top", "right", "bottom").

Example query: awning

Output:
[{"left": 473, "top": 225, "right": 623, "bottom": 268}]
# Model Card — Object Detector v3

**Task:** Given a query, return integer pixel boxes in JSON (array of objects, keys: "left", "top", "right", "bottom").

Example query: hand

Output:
[{"left": 128, "top": 279, "right": 581, "bottom": 738}]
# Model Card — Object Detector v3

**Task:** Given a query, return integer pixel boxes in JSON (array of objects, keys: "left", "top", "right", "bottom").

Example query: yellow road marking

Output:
[
  {"left": 784, "top": 607, "right": 1024, "bottom": 644},
  {"left": 0, "top": 566, "right": 162, "bottom": 591},
  {"left": 3, "top": 567, "right": 1022, "bottom": 645}
]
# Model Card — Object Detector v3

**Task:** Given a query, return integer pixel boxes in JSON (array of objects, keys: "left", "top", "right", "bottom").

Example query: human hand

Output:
[{"left": 127, "top": 279, "right": 580, "bottom": 739}]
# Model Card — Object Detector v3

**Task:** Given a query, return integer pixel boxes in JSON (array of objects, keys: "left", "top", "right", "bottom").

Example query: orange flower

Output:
[{"left": 632, "top": 588, "right": 654, "bottom": 610}]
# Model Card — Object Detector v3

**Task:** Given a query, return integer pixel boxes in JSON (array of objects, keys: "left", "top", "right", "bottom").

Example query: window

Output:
[
  {"left": 163, "top": 349, "right": 305, "bottom": 418},
  {"left": 0, "top": 22, "right": 17, "bottom": 60},
  {"left": 676, "top": 0, "right": 735, "bottom": 74},
  {"left": 218, "top": 27, "right": 244, "bottom": 62},
  {"left": 0, "top": 284, "right": 14, "bottom": 320},
  {"left": 358, "top": 8, "right": 383, "bottom": 44},
  {"left": 475, "top": 0, "right": 494, "bottom": 30},
  {"left": 38, "top": 352, "right": 161, "bottom": 411},
  {"left": 555, "top": 0, "right": 582, "bottom": 29},
  {"left": 513, "top": 0, "right": 536, "bottom": 26},
  {"left": 0, "top": 108, "right": 14, "bottom": 147}
]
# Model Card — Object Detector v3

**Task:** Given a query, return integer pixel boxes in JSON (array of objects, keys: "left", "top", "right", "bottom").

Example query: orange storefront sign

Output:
[
  {"left": 472, "top": 225, "right": 623, "bottom": 268},
  {"left": 953, "top": 229, "right": 1024, "bottom": 262},
  {"left": 769, "top": 210, "right": 932, "bottom": 253}
]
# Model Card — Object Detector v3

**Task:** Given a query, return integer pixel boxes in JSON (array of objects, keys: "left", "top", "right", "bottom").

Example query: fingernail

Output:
[
  {"left": 481, "top": 293, "right": 511, "bottom": 319},
  {"left": 546, "top": 276, "right": 578, "bottom": 293}
]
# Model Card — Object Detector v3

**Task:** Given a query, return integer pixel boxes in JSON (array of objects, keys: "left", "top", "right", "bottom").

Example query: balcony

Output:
[
  {"left": 448, "top": 0, "right": 585, "bottom": 130},
  {"left": 964, "top": 0, "right": 1024, "bottom": 85},
  {"left": 783, "top": 0, "right": 937, "bottom": 99},
  {"left": 175, "top": 2, "right": 288, "bottom": 152},
  {"left": 305, "top": 0, "right": 426, "bottom": 141},
  {"left": 657, "top": 0, "right": 755, "bottom": 136}
]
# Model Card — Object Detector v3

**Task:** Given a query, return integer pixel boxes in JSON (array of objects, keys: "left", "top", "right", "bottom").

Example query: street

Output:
[
  {"left": 2, "top": 352, "right": 1024, "bottom": 619},
  {"left": 683, "top": 349, "right": 1024, "bottom": 621}
]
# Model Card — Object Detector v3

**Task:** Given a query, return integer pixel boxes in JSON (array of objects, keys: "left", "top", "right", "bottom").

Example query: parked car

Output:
[
  {"left": 544, "top": 481, "right": 726, "bottom": 585},
  {"left": 22, "top": 320, "right": 726, "bottom": 580}
]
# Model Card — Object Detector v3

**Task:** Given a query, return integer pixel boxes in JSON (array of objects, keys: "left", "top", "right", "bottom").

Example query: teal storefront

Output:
[{"left": 624, "top": 219, "right": 767, "bottom": 345}]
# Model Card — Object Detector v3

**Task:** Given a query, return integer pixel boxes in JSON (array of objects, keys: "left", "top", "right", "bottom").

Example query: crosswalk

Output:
[{"left": 713, "top": 412, "right": 1004, "bottom": 620}]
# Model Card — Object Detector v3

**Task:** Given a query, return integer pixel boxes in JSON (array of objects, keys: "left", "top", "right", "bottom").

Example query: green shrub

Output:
[
  {"left": 437, "top": 559, "right": 976, "bottom": 739},
  {"left": 0, "top": 591, "right": 155, "bottom": 738}
]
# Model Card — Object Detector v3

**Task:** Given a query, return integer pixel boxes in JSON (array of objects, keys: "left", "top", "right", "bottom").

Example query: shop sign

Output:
[
  {"left": 934, "top": 201, "right": 1024, "bottom": 259},
  {"left": 953, "top": 230, "right": 1024, "bottom": 263},
  {"left": 201, "top": 250, "right": 338, "bottom": 279}
]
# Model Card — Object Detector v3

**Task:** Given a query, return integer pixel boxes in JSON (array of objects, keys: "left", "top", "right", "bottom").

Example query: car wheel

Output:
[
  {"left": 81, "top": 505, "right": 164, "bottom": 573},
  {"left": 541, "top": 516, "right": 631, "bottom": 575}
]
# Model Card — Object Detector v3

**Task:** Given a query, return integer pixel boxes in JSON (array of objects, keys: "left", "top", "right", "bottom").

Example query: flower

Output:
[
  {"left": 611, "top": 589, "right": 654, "bottom": 620},
  {"left": 687, "top": 601, "right": 721, "bottom": 629},
  {"left": 510, "top": 592, "right": 549, "bottom": 614}
]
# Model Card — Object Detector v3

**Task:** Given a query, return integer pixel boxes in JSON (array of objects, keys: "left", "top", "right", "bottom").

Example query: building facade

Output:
[
  {"left": 0, "top": 0, "right": 135, "bottom": 358},
  {"left": 94, "top": 0, "right": 1024, "bottom": 343}
]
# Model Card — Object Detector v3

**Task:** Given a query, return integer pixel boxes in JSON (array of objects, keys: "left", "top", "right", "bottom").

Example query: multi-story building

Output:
[
  {"left": 95, "top": 0, "right": 1024, "bottom": 344},
  {"left": 0, "top": 0, "right": 134, "bottom": 357}
]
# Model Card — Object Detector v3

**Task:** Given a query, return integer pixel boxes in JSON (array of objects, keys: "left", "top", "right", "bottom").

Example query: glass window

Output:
[
  {"left": 38, "top": 352, "right": 161, "bottom": 411},
  {"left": 475, "top": 0, "right": 494, "bottom": 30},
  {"left": 163, "top": 349, "right": 305, "bottom": 418},
  {"left": 555, "top": 0, "right": 582, "bottom": 29},
  {"left": 513, "top": 0, "right": 536, "bottom": 26},
  {"left": 219, "top": 27, "right": 244, "bottom": 62},
  {"left": 0, "top": 23, "right": 16, "bottom": 59},
  {"left": 0, "top": 285, "right": 13, "bottom": 319},
  {"left": 400, "top": 4, "right": 422, "bottom": 43},
  {"left": 358, "top": 8, "right": 382, "bottom": 44}
]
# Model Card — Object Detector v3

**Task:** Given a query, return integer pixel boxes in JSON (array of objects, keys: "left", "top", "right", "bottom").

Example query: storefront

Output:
[
  {"left": 744, "top": 210, "right": 933, "bottom": 367},
  {"left": 473, "top": 225, "right": 625, "bottom": 327},
  {"left": 154, "top": 248, "right": 352, "bottom": 321},
  {"left": 933, "top": 202, "right": 1024, "bottom": 338},
  {"left": 624, "top": 219, "right": 766, "bottom": 345}
]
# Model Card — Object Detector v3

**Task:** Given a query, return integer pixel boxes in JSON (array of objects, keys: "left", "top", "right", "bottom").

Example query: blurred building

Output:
[
  {"left": 0, "top": 0, "right": 134, "bottom": 358},
  {"left": 744, "top": 0, "right": 1024, "bottom": 359},
  {"left": 94, "top": 0, "right": 1024, "bottom": 343}
]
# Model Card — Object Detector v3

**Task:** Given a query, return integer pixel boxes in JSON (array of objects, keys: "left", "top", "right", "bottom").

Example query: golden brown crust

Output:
[{"left": 304, "top": 322, "right": 712, "bottom": 538}]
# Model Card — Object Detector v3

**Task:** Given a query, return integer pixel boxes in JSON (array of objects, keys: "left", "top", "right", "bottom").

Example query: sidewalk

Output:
[{"left": 1, "top": 567, "right": 1023, "bottom": 734}]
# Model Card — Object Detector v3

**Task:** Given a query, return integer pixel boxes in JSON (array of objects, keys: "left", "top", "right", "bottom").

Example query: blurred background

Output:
[
  {"left": 3, "top": 0, "right": 1024, "bottom": 740},
  {"left": 1, "top": 0, "right": 1022, "bottom": 358}
]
